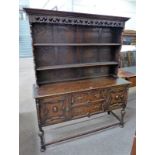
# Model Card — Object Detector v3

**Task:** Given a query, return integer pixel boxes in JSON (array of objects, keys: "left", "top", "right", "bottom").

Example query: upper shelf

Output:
[
  {"left": 33, "top": 43, "right": 121, "bottom": 47},
  {"left": 36, "top": 61, "right": 118, "bottom": 71}
]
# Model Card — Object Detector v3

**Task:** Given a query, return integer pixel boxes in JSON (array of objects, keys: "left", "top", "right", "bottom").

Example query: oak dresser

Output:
[{"left": 25, "top": 8, "right": 130, "bottom": 151}]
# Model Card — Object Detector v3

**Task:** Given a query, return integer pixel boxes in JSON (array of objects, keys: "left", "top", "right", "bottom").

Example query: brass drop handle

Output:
[
  {"left": 52, "top": 106, "right": 58, "bottom": 112},
  {"left": 71, "top": 98, "right": 74, "bottom": 105},
  {"left": 115, "top": 95, "right": 119, "bottom": 99}
]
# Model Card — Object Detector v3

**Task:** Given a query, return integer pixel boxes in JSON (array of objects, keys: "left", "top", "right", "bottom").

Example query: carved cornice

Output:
[{"left": 29, "top": 15, "right": 125, "bottom": 28}]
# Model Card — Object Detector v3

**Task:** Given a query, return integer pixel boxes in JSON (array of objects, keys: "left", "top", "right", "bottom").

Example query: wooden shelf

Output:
[
  {"left": 38, "top": 74, "right": 112, "bottom": 85},
  {"left": 36, "top": 61, "right": 118, "bottom": 71},
  {"left": 33, "top": 43, "right": 121, "bottom": 46}
]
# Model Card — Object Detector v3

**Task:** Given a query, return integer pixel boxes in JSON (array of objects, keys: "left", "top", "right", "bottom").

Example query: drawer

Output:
[
  {"left": 110, "top": 91, "right": 126, "bottom": 103},
  {"left": 71, "top": 89, "right": 107, "bottom": 105},
  {"left": 71, "top": 102, "right": 90, "bottom": 119},
  {"left": 89, "top": 89, "right": 107, "bottom": 101},
  {"left": 108, "top": 86, "right": 128, "bottom": 109},
  {"left": 89, "top": 99, "right": 107, "bottom": 115},
  {"left": 39, "top": 96, "right": 66, "bottom": 126},
  {"left": 71, "top": 91, "right": 90, "bottom": 105},
  {"left": 70, "top": 89, "right": 108, "bottom": 119},
  {"left": 109, "top": 102, "right": 124, "bottom": 110},
  {"left": 71, "top": 99, "right": 108, "bottom": 119}
]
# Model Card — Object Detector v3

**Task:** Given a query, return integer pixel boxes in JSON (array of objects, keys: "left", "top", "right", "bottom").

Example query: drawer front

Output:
[
  {"left": 108, "top": 86, "right": 129, "bottom": 110},
  {"left": 89, "top": 89, "right": 107, "bottom": 101},
  {"left": 71, "top": 91, "right": 90, "bottom": 105},
  {"left": 71, "top": 89, "right": 107, "bottom": 105},
  {"left": 71, "top": 103, "right": 90, "bottom": 119},
  {"left": 39, "top": 96, "right": 67, "bottom": 126},
  {"left": 70, "top": 89, "right": 108, "bottom": 119},
  {"left": 89, "top": 89, "right": 109, "bottom": 115},
  {"left": 89, "top": 99, "right": 107, "bottom": 115},
  {"left": 71, "top": 99, "right": 108, "bottom": 119}
]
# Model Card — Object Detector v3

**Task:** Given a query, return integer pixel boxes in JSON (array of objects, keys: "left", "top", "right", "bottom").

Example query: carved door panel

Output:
[{"left": 39, "top": 96, "right": 67, "bottom": 126}]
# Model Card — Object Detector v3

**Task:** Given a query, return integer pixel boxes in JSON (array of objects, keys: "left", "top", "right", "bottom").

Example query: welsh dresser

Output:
[{"left": 25, "top": 8, "right": 130, "bottom": 151}]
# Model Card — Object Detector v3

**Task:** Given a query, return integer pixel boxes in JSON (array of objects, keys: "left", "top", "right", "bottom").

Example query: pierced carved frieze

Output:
[{"left": 29, "top": 15, "right": 125, "bottom": 27}]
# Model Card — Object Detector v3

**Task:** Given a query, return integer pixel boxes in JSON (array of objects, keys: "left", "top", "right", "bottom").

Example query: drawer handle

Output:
[
  {"left": 115, "top": 95, "right": 119, "bottom": 99},
  {"left": 71, "top": 98, "right": 74, "bottom": 105},
  {"left": 52, "top": 106, "right": 58, "bottom": 112}
]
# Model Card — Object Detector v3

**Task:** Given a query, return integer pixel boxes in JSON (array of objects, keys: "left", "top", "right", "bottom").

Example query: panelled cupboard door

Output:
[{"left": 39, "top": 96, "right": 68, "bottom": 126}]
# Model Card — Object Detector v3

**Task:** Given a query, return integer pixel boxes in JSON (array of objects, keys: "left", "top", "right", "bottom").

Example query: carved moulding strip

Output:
[{"left": 29, "top": 15, "right": 125, "bottom": 28}]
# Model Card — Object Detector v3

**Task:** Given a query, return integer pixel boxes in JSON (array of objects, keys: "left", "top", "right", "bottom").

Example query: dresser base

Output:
[{"left": 39, "top": 108, "right": 126, "bottom": 152}]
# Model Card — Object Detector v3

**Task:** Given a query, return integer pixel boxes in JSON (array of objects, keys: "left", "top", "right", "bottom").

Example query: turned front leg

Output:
[
  {"left": 39, "top": 125, "right": 46, "bottom": 152},
  {"left": 107, "top": 111, "right": 111, "bottom": 115},
  {"left": 120, "top": 109, "right": 126, "bottom": 127}
]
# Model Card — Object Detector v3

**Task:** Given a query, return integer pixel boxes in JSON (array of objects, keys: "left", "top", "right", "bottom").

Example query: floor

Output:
[{"left": 19, "top": 58, "right": 136, "bottom": 155}]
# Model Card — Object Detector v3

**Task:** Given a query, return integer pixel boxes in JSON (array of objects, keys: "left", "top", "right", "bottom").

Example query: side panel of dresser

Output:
[{"left": 36, "top": 84, "right": 129, "bottom": 127}]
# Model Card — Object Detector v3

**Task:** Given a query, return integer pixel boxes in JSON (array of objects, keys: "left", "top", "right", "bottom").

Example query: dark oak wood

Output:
[
  {"left": 24, "top": 8, "right": 129, "bottom": 21},
  {"left": 33, "top": 43, "right": 122, "bottom": 46},
  {"left": 34, "top": 77, "right": 129, "bottom": 98},
  {"left": 36, "top": 61, "right": 118, "bottom": 71},
  {"left": 34, "top": 77, "right": 130, "bottom": 127},
  {"left": 25, "top": 8, "right": 130, "bottom": 151}
]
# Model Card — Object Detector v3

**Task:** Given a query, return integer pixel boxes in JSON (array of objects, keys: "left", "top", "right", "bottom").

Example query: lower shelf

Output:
[
  {"left": 38, "top": 74, "right": 113, "bottom": 85},
  {"left": 36, "top": 61, "right": 118, "bottom": 71}
]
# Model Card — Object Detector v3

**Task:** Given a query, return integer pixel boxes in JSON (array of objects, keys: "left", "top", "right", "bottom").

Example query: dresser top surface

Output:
[
  {"left": 34, "top": 77, "right": 130, "bottom": 99},
  {"left": 24, "top": 8, "right": 129, "bottom": 22}
]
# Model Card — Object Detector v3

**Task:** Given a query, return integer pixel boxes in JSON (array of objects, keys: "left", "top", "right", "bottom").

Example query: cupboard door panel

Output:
[{"left": 39, "top": 96, "right": 66, "bottom": 126}]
